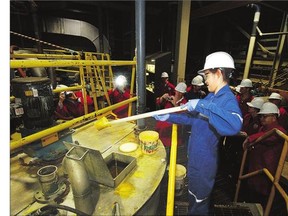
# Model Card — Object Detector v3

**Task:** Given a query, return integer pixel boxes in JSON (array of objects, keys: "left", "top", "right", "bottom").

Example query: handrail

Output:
[
  {"left": 166, "top": 124, "right": 178, "bottom": 216},
  {"left": 10, "top": 97, "right": 137, "bottom": 152},
  {"left": 10, "top": 51, "right": 138, "bottom": 153},
  {"left": 10, "top": 59, "right": 136, "bottom": 68},
  {"left": 234, "top": 128, "right": 288, "bottom": 216}
]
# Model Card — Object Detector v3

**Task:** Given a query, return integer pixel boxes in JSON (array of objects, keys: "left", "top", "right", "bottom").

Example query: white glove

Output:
[{"left": 182, "top": 99, "right": 200, "bottom": 112}]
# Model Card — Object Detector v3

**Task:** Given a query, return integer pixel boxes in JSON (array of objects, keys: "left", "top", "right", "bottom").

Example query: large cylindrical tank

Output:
[{"left": 11, "top": 77, "right": 54, "bottom": 129}]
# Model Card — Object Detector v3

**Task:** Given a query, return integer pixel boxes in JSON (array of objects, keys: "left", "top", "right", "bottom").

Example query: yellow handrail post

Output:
[{"left": 166, "top": 124, "right": 178, "bottom": 216}]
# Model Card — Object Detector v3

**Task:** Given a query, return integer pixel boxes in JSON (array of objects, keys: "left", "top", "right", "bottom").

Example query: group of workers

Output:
[
  {"left": 53, "top": 51, "right": 288, "bottom": 215},
  {"left": 54, "top": 75, "right": 132, "bottom": 120},
  {"left": 153, "top": 51, "right": 288, "bottom": 215}
]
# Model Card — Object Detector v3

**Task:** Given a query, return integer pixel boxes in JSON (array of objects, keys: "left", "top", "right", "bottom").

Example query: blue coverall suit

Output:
[{"left": 167, "top": 85, "right": 243, "bottom": 215}]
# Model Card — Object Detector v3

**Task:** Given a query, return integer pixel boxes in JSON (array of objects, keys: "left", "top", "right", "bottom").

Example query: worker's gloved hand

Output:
[
  {"left": 153, "top": 114, "right": 169, "bottom": 121},
  {"left": 182, "top": 99, "right": 200, "bottom": 111}
]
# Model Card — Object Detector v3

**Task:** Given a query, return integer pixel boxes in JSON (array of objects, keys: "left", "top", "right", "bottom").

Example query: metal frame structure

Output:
[
  {"left": 10, "top": 50, "right": 137, "bottom": 152},
  {"left": 234, "top": 128, "right": 288, "bottom": 216}
]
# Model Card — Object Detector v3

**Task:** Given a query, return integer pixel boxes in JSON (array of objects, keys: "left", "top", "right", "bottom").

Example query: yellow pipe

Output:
[
  {"left": 52, "top": 85, "right": 82, "bottom": 93},
  {"left": 10, "top": 96, "right": 137, "bottom": 151},
  {"left": 128, "top": 59, "right": 136, "bottom": 116},
  {"left": 166, "top": 124, "right": 178, "bottom": 216},
  {"left": 11, "top": 53, "right": 79, "bottom": 59},
  {"left": 10, "top": 59, "right": 136, "bottom": 68},
  {"left": 55, "top": 68, "right": 80, "bottom": 73}
]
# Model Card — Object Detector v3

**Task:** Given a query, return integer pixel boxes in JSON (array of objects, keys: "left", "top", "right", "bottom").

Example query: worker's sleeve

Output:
[
  {"left": 194, "top": 99, "right": 243, "bottom": 136},
  {"left": 167, "top": 82, "right": 175, "bottom": 90},
  {"left": 167, "top": 113, "right": 195, "bottom": 126}
]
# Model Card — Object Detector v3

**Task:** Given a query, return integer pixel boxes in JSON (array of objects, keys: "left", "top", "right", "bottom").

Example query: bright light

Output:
[{"left": 115, "top": 75, "right": 127, "bottom": 87}]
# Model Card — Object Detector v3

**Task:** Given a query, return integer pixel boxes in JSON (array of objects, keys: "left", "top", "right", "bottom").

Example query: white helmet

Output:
[
  {"left": 269, "top": 92, "right": 282, "bottom": 100},
  {"left": 161, "top": 72, "right": 169, "bottom": 78},
  {"left": 247, "top": 97, "right": 264, "bottom": 110},
  {"left": 191, "top": 75, "right": 204, "bottom": 86},
  {"left": 175, "top": 82, "right": 187, "bottom": 93},
  {"left": 258, "top": 102, "right": 280, "bottom": 117},
  {"left": 240, "top": 79, "right": 253, "bottom": 88},
  {"left": 56, "top": 84, "right": 68, "bottom": 89},
  {"left": 198, "top": 51, "right": 235, "bottom": 75},
  {"left": 235, "top": 85, "right": 241, "bottom": 93},
  {"left": 115, "top": 75, "right": 127, "bottom": 87}
]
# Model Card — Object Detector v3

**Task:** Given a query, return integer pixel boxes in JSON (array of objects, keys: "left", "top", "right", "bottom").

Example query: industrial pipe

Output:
[
  {"left": 10, "top": 96, "right": 137, "bottom": 151},
  {"left": 135, "top": 0, "right": 146, "bottom": 130},
  {"left": 37, "top": 165, "right": 59, "bottom": 197},
  {"left": 243, "top": 4, "right": 261, "bottom": 79}
]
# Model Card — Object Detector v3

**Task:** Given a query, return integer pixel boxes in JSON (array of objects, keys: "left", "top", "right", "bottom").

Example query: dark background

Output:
[{"left": 10, "top": 1, "right": 288, "bottom": 83}]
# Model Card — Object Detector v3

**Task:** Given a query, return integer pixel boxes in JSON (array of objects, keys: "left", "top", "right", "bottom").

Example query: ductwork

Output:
[
  {"left": 63, "top": 156, "right": 95, "bottom": 215},
  {"left": 42, "top": 17, "right": 111, "bottom": 54}
]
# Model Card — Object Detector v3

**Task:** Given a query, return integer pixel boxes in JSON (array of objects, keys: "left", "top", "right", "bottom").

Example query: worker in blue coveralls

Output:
[{"left": 154, "top": 51, "right": 243, "bottom": 215}]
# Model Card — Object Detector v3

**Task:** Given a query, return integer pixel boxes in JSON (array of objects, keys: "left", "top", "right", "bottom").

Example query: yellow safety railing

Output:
[
  {"left": 234, "top": 128, "right": 288, "bottom": 216},
  {"left": 10, "top": 97, "right": 137, "bottom": 151},
  {"left": 166, "top": 124, "right": 178, "bottom": 216},
  {"left": 10, "top": 50, "right": 137, "bottom": 151}
]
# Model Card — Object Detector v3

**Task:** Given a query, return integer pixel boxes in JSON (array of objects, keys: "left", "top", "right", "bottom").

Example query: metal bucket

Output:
[{"left": 175, "top": 164, "right": 187, "bottom": 196}]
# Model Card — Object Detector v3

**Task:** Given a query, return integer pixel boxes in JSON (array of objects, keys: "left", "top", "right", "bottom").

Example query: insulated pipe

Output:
[
  {"left": 135, "top": 0, "right": 146, "bottom": 130},
  {"left": 243, "top": 4, "right": 261, "bottom": 79},
  {"left": 63, "top": 156, "right": 94, "bottom": 215}
]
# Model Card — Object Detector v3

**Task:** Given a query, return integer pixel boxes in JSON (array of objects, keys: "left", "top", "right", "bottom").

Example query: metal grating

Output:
[{"left": 212, "top": 203, "right": 263, "bottom": 216}]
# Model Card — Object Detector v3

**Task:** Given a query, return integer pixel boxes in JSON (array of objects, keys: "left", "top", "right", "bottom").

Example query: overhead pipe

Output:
[
  {"left": 135, "top": 0, "right": 146, "bottom": 130},
  {"left": 243, "top": 4, "right": 261, "bottom": 79}
]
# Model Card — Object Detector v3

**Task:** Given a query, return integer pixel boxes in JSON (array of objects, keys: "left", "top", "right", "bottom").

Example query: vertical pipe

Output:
[
  {"left": 243, "top": 4, "right": 261, "bottom": 79},
  {"left": 135, "top": 0, "right": 146, "bottom": 129},
  {"left": 166, "top": 124, "right": 178, "bottom": 215},
  {"left": 30, "top": 2, "right": 43, "bottom": 53},
  {"left": 37, "top": 165, "right": 59, "bottom": 197}
]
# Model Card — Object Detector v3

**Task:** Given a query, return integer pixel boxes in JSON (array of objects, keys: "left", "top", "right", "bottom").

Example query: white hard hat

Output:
[
  {"left": 198, "top": 51, "right": 235, "bottom": 75},
  {"left": 161, "top": 72, "right": 169, "bottom": 78},
  {"left": 258, "top": 102, "right": 280, "bottom": 117},
  {"left": 115, "top": 75, "right": 127, "bottom": 87},
  {"left": 235, "top": 85, "right": 241, "bottom": 93},
  {"left": 56, "top": 84, "right": 68, "bottom": 89},
  {"left": 240, "top": 79, "right": 253, "bottom": 88},
  {"left": 269, "top": 92, "right": 282, "bottom": 100},
  {"left": 247, "top": 97, "right": 265, "bottom": 110},
  {"left": 175, "top": 82, "right": 187, "bottom": 93},
  {"left": 191, "top": 75, "right": 204, "bottom": 86}
]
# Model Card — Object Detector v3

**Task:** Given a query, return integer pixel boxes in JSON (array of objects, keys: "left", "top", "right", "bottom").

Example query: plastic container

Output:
[{"left": 139, "top": 130, "right": 159, "bottom": 154}]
